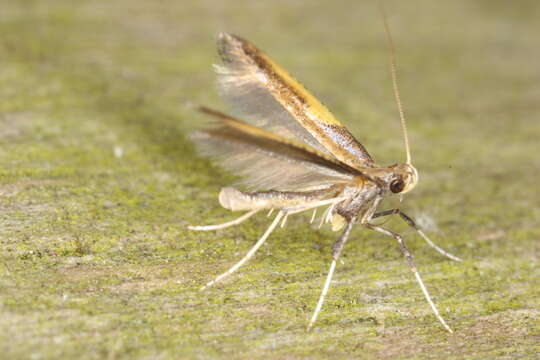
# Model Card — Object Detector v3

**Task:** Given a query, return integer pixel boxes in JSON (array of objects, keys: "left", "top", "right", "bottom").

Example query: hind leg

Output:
[
  {"left": 200, "top": 211, "right": 285, "bottom": 290},
  {"left": 188, "top": 209, "right": 259, "bottom": 231}
]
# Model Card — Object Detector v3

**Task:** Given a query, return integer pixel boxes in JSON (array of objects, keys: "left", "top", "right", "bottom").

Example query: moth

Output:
[{"left": 188, "top": 20, "right": 461, "bottom": 332}]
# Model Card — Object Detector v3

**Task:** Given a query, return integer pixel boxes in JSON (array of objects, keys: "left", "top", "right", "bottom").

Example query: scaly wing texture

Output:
[
  {"left": 191, "top": 107, "right": 357, "bottom": 191},
  {"left": 216, "top": 32, "right": 375, "bottom": 170}
]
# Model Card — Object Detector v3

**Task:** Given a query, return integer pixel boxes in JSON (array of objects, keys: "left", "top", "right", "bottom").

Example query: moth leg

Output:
[
  {"left": 372, "top": 209, "right": 462, "bottom": 262},
  {"left": 307, "top": 218, "right": 356, "bottom": 331},
  {"left": 325, "top": 204, "right": 336, "bottom": 223},
  {"left": 200, "top": 211, "right": 284, "bottom": 290},
  {"left": 317, "top": 204, "right": 337, "bottom": 229},
  {"left": 310, "top": 208, "right": 317, "bottom": 223},
  {"left": 280, "top": 213, "right": 289, "bottom": 228},
  {"left": 364, "top": 223, "right": 453, "bottom": 333},
  {"left": 318, "top": 206, "right": 331, "bottom": 229},
  {"left": 187, "top": 209, "right": 259, "bottom": 231}
]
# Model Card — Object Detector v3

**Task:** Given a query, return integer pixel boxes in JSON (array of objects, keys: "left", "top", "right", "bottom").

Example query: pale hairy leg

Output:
[
  {"left": 307, "top": 218, "right": 356, "bottom": 331},
  {"left": 200, "top": 211, "right": 284, "bottom": 290},
  {"left": 188, "top": 209, "right": 259, "bottom": 231}
]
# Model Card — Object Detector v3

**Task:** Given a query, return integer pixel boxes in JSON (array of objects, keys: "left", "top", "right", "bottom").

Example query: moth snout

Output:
[{"left": 392, "top": 163, "right": 419, "bottom": 194}]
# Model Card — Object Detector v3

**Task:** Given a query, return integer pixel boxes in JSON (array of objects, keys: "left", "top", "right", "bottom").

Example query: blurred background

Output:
[{"left": 1, "top": 1, "right": 539, "bottom": 359}]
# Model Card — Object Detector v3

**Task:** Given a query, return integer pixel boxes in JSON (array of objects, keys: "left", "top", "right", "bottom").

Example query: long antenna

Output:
[{"left": 379, "top": 2, "right": 412, "bottom": 165}]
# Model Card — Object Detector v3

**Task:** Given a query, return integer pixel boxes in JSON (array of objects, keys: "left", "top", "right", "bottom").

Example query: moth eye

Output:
[{"left": 390, "top": 179, "right": 405, "bottom": 193}]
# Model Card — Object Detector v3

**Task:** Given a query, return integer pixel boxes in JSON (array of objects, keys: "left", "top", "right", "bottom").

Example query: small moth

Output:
[{"left": 189, "top": 17, "right": 461, "bottom": 332}]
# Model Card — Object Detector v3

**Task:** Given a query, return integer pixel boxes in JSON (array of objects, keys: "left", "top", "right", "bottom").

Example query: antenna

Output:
[{"left": 378, "top": 2, "right": 412, "bottom": 165}]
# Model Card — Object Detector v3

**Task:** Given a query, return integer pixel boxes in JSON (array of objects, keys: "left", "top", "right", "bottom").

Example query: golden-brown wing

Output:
[
  {"left": 191, "top": 107, "right": 359, "bottom": 191},
  {"left": 216, "top": 33, "right": 375, "bottom": 170}
]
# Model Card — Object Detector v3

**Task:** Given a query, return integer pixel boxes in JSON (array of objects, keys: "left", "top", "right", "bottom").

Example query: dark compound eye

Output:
[{"left": 390, "top": 179, "right": 405, "bottom": 193}]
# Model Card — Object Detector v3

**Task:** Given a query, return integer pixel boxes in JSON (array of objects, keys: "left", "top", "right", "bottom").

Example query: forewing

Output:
[
  {"left": 216, "top": 33, "right": 375, "bottom": 170},
  {"left": 191, "top": 107, "right": 356, "bottom": 191}
]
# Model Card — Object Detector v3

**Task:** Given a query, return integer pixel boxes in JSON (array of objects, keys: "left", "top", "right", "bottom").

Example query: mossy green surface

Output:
[{"left": 1, "top": 1, "right": 539, "bottom": 359}]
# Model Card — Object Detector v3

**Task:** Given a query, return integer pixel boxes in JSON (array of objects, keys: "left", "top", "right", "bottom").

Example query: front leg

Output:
[
  {"left": 372, "top": 209, "right": 462, "bottom": 262},
  {"left": 363, "top": 222, "right": 453, "bottom": 333}
]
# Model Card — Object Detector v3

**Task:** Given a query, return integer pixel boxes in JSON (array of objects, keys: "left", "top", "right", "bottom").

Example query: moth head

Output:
[{"left": 389, "top": 163, "right": 419, "bottom": 194}]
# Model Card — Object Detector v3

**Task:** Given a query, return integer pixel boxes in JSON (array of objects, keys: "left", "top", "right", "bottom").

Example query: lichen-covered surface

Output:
[{"left": 1, "top": 1, "right": 539, "bottom": 359}]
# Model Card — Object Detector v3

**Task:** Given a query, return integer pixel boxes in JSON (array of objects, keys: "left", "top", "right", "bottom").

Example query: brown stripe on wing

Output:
[
  {"left": 197, "top": 105, "right": 358, "bottom": 172},
  {"left": 195, "top": 106, "right": 361, "bottom": 177},
  {"left": 217, "top": 33, "right": 375, "bottom": 170}
]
